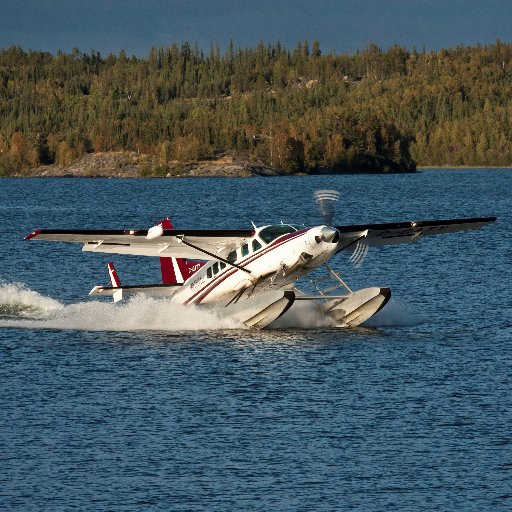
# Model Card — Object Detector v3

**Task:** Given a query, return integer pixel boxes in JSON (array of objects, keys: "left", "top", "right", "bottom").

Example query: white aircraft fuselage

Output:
[{"left": 173, "top": 224, "right": 339, "bottom": 305}]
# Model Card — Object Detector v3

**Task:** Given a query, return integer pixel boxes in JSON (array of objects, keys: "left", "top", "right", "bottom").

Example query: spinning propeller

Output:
[
  {"left": 314, "top": 189, "right": 339, "bottom": 226},
  {"left": 347, "top": 239, "right": 369, "bottom": 267},
  {"left": 313, "top": 189, "right": 369, "bottom": 267}
]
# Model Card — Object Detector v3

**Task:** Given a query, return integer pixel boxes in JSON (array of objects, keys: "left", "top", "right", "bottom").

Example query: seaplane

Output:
[{"left": 24, "top": 191, "right": 496, "bottom": 329}]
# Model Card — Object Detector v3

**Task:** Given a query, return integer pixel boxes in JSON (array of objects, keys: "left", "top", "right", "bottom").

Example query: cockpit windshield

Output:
[{"left": 258, "top": 225, "right": 297, "bottom": 244}]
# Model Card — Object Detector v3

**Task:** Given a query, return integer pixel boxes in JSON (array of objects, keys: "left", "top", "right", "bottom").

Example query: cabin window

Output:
[
  {"left": 207, "top": 267, "right": 212, "bottom": 278},
  {"left": 241, "top": 244, "right": 249, "bottom": 257},
  {"left": 212, "top": 262, "right": 219, "bottom": 274},
  {"left": 252, "top": 239, "right": 262, "bottom": 252},
  {"left": 220, "top": 261, "right": 226, "bottom": 270},
  {"left": 258, "top": 225, "right": 297, "bottom": 244},
  {"left": 227, "top": 250, "right": 237, "bottom": 263}
]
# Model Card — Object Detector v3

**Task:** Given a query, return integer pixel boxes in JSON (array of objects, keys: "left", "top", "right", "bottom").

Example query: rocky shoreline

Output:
[
  {"left": 17, "top": 151, "right": 285, "bottom": 178},
  {"left": 7, "top": 150, "right": 419, "bottom": 178}
]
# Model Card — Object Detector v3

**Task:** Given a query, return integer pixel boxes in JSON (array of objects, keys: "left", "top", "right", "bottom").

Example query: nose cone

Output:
[{"left": 319, "top": 226, "right": 339, "bottom": 243}]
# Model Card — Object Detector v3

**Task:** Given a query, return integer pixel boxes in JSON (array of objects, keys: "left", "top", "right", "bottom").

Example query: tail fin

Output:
[
  {"left": 159, "top": 217, "right": 179, "bottom": 284},
  {"left": 107, "top": 262, "right": 123, "bottom": 302},
  {"left": 158, "top": 217, "right": 206, "bottom": 284},
  {"left": 108, "top": 262, "right": 121, "bottom": 287}
]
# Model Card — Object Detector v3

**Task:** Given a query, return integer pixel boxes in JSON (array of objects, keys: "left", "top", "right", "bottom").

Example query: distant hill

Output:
[{"left": 1, "top": 40, "right": 511, "bottom": 176}]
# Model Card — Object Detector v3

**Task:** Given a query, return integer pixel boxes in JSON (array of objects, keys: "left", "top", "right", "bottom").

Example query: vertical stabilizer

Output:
[
  {"left": 159, "top": 217, "right": 178, "bottom": 284},
  {"left": 107, "top": 262, "right": 123, "bottom": 302},
  {"left": 108, "top": 262, "right": 121, "bottom": 287}
]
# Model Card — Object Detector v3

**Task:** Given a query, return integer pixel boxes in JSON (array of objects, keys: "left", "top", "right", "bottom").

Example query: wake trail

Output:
[
  {"left": 0, "top": 282, "right": 421, "bottom": 332},
  {"left": 0, "top": 282, "right": 241, "bottom": 331}
]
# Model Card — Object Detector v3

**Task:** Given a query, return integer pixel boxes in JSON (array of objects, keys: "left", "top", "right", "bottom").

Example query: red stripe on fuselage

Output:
[{"left": 184, "top": 229, "right": 308, "bottom": 305}]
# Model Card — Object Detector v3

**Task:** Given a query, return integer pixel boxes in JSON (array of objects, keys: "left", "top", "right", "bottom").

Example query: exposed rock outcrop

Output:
[{"left": 25, "top": 151, "right": 283, "bottom": 178}]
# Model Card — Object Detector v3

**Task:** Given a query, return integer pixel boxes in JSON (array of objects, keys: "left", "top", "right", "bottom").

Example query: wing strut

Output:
[{"left": 176, "top": 236, "right": 251, "bottom": 274}]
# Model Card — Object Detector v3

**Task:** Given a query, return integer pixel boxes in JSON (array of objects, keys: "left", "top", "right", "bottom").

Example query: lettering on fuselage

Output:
[{"left": 190, "top": 276, "right": 205, "bottom": 289}]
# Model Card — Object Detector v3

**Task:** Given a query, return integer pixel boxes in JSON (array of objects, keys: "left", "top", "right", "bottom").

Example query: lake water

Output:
[{"left": 1, "top": 170, "right": 511, "bottom": 511}]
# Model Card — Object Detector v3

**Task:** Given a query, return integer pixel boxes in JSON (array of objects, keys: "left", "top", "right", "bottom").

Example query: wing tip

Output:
[{"left": 24, "top": 229, "right": 41, "bottom": 240}]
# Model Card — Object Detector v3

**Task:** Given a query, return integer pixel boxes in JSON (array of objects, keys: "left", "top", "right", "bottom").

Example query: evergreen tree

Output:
[{"left": 1, "top": 40, "right": 511, "bottom": 174}]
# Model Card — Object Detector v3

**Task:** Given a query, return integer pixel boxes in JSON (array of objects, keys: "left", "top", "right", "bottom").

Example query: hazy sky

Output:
[{"left": 1, "top": 0, "right": 510, "bottom": 56}]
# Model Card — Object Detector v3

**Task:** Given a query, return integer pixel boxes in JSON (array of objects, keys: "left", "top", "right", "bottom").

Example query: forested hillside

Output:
[{"left": 0, "top": 40, "right": 511, "bottom": 176}]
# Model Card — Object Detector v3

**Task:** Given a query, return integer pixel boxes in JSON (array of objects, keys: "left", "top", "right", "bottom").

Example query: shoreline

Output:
[
  {"left": 2, "top": 150, "right": 416, "bottom": 178},
  {"left": 4, "top": 166, "right": 510, "bottom": 178},
  {"left": 2, "top": 150, "right": 510, "bottom": 178},
  {"left": 417, "top": 166, "right": 512, "bottom": 170}
]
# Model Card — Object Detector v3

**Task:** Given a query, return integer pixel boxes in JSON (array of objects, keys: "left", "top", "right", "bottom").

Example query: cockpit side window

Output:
[
  {"left": 252, "top": 239, "right": 262, "bottom": 252},
  {"left": 258, "top": 225, "right": 297, "bottom": 244}
]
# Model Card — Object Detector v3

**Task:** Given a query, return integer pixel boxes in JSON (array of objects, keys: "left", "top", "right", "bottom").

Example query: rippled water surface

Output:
[{"left": 1, "top": 170, "right": 511, "bottom": 511}]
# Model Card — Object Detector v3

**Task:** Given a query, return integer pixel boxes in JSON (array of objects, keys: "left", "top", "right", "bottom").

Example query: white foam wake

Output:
[
  {"left": 0, "top": 282, "right": 420, "bottom": 332},
  {"left": 0, "top": 282, "right": 62, "bottom": 317},
  {"left": 0, "top": 282, "right": 241, "bottom": 331},
  {"left": 270, "top": 300, "right": 337, "bottom": 329}
]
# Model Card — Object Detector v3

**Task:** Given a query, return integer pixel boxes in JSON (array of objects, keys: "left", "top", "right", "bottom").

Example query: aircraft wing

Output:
[
  {"left": 24, "top": 228, "right": 255, "bottom": 259},
  {"left": 335, "top": 216, "right": 496, "bottom": 250}
]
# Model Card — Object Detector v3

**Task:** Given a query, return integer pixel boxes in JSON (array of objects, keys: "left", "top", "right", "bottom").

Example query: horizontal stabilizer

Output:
[{"left": 89, "top": 283, "right": 182, "bottom": 302}]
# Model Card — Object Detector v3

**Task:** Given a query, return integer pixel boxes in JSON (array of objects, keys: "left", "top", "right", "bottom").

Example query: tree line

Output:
[{"left": 1, "top": 39, "right": 511, "bottom": 176}]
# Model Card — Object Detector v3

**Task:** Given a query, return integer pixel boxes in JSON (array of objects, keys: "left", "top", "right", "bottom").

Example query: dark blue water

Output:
[{"left": 1, "top": 170, "right": 511, "bottom": 511}]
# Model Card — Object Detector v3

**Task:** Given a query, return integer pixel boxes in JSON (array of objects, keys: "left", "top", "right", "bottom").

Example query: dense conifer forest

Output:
[{"left": 0, "top": 39, "right": 511, "bottom": 176}]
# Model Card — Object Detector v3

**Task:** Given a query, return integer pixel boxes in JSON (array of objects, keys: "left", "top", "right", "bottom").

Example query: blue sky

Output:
[{"left": 0, "top": 0, "right": 510, "bottom": 56}]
